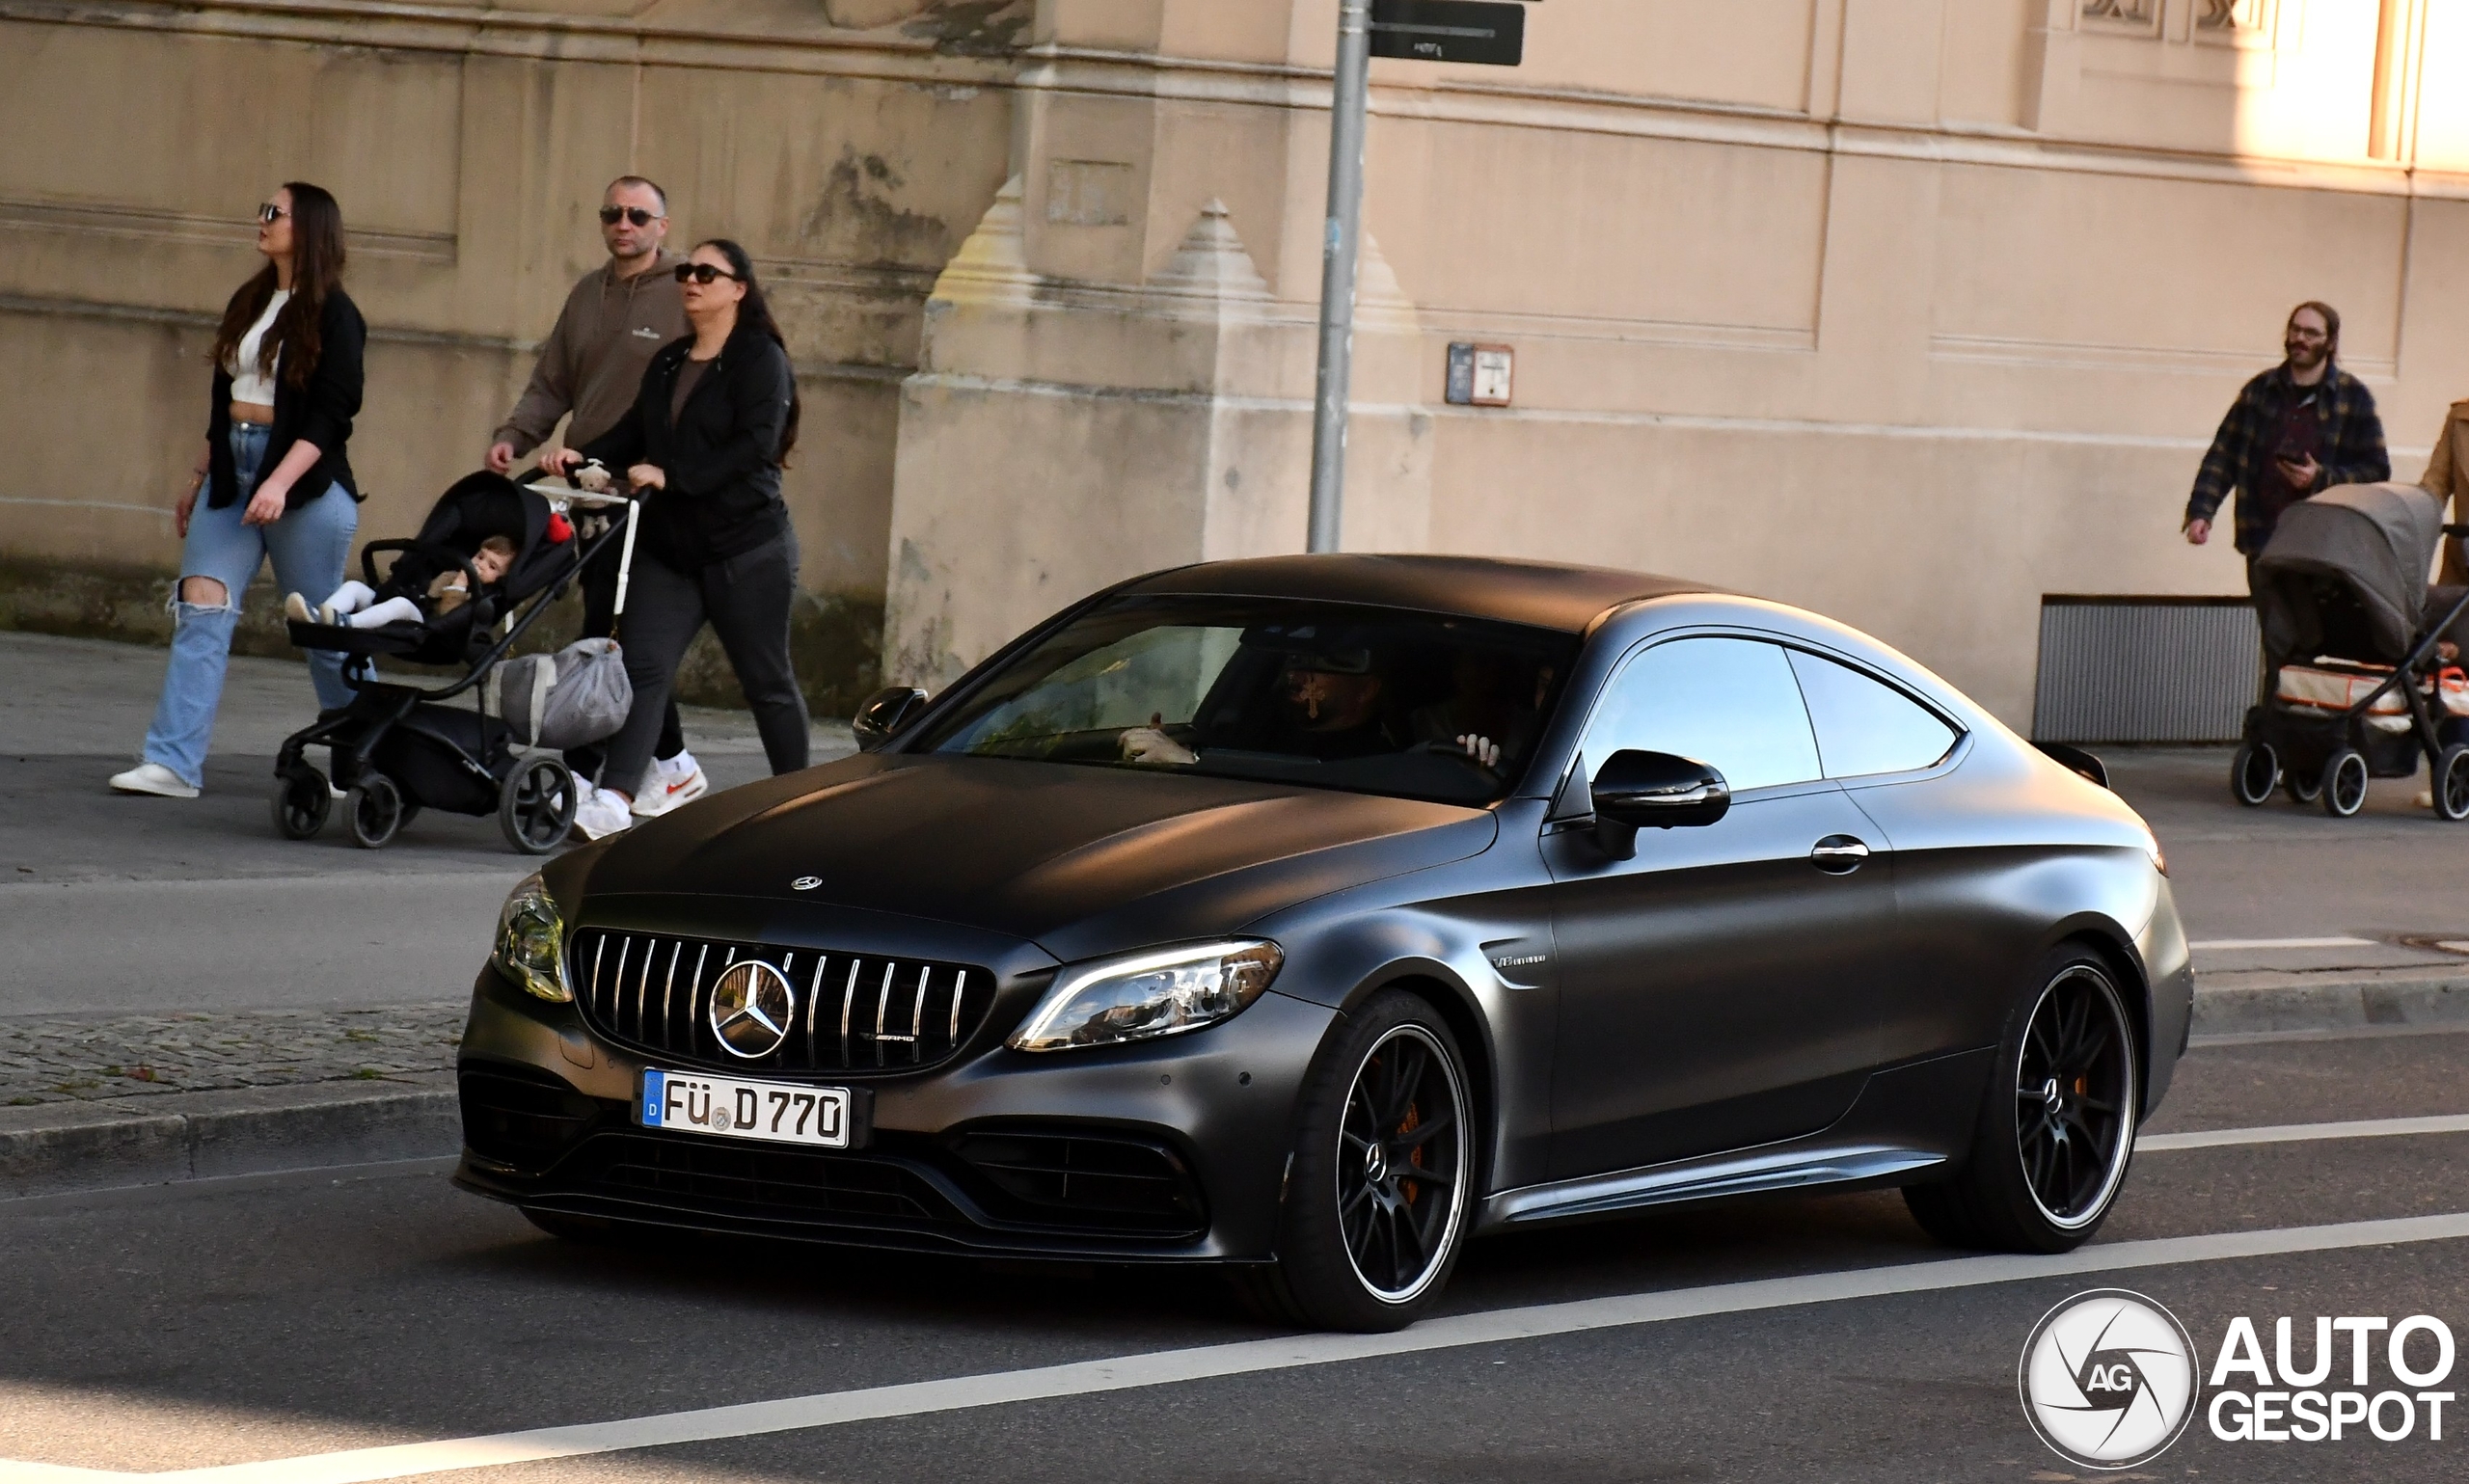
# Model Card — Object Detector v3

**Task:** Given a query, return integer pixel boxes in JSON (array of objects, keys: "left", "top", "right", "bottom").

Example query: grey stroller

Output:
[{"left": 2231, "top": 482, "right": 2469, "bottom": 818}]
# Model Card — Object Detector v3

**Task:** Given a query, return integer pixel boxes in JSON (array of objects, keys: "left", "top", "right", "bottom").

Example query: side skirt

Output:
[{"left": 1478, "top": 1045, "right": 1991, "bottom": 1232}]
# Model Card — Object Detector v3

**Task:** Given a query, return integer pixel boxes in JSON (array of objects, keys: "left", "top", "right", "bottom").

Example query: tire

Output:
[
  {"left": 345, "top": 771, "right": 405, "bottom": 850},
  {"left": 2320, "top": 748, "right": 2369, "bottom": 818},
  {"left": 2229, "top": 741, "right": 2277, "bottom": 806},
  {"left": 1902, "top": 949, "right": 2139, "bottom": 1255},
  {"left": 2285, "top": 767, "right": 2322, "bottom": 805},
  {"left": 2433, "top": 743, "right": 2469, "bottom": 822},
  {"left": 269, "top": 766, "right": 330, "bottom": 840},
  {"left": 1245, "top": 991, "right": 1475, "bottom": 1332},
  {"left": 500, "top": 757, "right": 579, "bottom": 854}
]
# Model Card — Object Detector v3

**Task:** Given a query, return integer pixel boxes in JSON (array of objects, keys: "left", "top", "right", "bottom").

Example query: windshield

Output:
[{"left": 913, "top": 596, "right": 1582, "bottom": 805}]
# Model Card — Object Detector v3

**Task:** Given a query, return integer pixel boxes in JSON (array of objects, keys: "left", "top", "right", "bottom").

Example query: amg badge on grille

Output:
[{"left": 709, "top": 960, "right": 797, "bottom": 1059}]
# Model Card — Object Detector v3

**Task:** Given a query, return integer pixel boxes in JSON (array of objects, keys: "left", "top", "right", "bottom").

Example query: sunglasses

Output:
[
  {"left": 674, "top": 262, "right": 744, "bottom": 285},
  {"left": 600, "top": 205, "right": 662, "bottom": 228},
  {"left": 258, "top": 203, "right": 289, "bottom": 224}
]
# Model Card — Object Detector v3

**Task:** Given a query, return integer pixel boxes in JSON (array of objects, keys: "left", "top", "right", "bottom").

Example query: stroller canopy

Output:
[{"left": 2252, "top": 481, "right": 2444, "bottom": 664}]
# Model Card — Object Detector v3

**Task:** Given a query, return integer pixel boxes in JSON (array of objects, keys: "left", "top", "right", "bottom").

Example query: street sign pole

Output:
[{"left": 1306, "top": 0, "right": 1373, "bottom": 554}]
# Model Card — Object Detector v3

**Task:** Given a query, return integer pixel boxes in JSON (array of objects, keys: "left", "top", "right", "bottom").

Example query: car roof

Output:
[{"left": 1113, "top": 554, "right": 1718, "bottom": 634}]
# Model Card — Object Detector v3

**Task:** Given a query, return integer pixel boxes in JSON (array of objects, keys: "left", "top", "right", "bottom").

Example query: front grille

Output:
[
  {"left": 949, "top": 1129, "right": 1207, "bottom": 1235},
  {"left": 567, "top": 1132, "right": 967, "bottom": 1229},
  {"left": 461, "top": 1064, "right": 604, "bottom": 1168},
  {"left": 568, "top": 928, "right": 992, "bottom": 1074}
]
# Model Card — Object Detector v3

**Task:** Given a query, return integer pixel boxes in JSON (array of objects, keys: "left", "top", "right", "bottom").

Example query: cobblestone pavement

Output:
[{"left": 0, "top": 1001, "right": 463, "bottom": 1106}]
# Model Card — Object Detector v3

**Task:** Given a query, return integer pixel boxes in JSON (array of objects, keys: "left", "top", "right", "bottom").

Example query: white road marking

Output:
[
  {"left": 2187, "top": 935, "right": 2377, "bottom": 951},
  {"left": 2138, "top": 1113, "right": 2469, "bottom": 1151},
  {"left": 7, "top": 1211, "right": 2469, "bottom": 1484}
]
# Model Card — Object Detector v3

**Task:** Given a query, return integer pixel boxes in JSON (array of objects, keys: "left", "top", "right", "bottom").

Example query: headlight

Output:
[
  {"left": 1010, "top": 940, "right": 1283, "bottom": 1053},
  {"left": 494, "top": 872, "right": 572, "bottom": 1003}
]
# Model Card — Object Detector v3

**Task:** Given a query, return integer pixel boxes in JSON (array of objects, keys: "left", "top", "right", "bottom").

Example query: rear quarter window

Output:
[{"left": 1786, "top": 650, "right": 1960, "bottom": 779}]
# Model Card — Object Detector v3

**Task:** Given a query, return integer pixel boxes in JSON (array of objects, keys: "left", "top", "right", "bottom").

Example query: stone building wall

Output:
[{"left": 6, "top": 0, "right": 2468, "bottom": 725}]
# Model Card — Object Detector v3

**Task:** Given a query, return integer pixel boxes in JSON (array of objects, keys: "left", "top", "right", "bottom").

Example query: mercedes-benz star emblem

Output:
[
  {"left": 708, "top": 960, "right": 798, "bottom": 1060},
  {"left": 791, "top": 876, "right": 824, "bottom": 892}
]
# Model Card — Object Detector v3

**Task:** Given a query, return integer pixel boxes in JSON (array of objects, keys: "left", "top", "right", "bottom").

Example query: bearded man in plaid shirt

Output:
[{"left": 2183, "top": 301, "right": 2389, "bottom": 580}]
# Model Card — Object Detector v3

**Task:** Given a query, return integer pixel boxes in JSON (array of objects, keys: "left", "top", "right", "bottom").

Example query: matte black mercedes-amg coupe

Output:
[{"left": 457, "top": 555, "right": 2191, "bottom": 1331}]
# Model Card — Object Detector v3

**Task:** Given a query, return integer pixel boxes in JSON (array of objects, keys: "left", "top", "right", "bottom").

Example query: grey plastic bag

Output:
[{"left": 486, "top": 636, "right": 632, "bottom": 750}]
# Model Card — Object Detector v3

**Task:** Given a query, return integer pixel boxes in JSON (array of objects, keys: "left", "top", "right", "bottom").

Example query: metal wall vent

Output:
[{"left": 2031, "top": 596, "right": 2259, "bottom": 743}]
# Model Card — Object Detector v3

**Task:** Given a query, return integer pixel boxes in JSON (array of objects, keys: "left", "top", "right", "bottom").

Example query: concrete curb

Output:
[
  {"left": 0, "top": 1075, "right": 456, "bottom": 1199},
  {"left": 2190, "top": 966, "right": 2469, "bottom": 1037},
  {"left": 3, "top": 971, "right": 2463, "bottom": 1200}
]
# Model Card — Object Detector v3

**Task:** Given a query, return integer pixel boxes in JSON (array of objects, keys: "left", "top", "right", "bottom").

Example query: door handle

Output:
[{"left": 1809, "top": 835, "right": 1871, "bottom": 874}]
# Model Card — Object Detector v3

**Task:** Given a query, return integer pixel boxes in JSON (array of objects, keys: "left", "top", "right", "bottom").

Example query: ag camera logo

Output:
[{"left": 2020, "top": 1289, "right": 2200, "bottom": 1470}]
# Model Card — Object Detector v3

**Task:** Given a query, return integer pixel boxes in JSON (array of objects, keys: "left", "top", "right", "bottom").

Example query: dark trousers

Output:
[
  {"left": 565, "top": 533, "right": 683, "bottom": 781},
  {"left": 604, "top": 534, "right": 809, "bottom": 797}
]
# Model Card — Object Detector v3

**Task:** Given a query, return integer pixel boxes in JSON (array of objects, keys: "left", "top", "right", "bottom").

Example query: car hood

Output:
[{"left": 583, "top": 753, "right": 1498, "bottom": 960}]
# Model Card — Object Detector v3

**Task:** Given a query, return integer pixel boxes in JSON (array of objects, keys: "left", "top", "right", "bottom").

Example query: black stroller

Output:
[
  {"left": 271, "top": 471, "right": 636, "bottom": 852},
  {"left": 2230, "top": 481, "right": 2469, "bottom": 819}
]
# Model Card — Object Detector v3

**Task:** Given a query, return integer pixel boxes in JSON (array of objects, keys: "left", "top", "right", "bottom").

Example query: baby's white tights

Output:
[{"left": 321, "top": 580, "right": 424, "bottom": 630}]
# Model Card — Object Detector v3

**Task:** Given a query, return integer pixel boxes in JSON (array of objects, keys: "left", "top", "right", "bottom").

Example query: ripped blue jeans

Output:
[{"left": 141, "top": 421, "right": 358, "bottom": 787}]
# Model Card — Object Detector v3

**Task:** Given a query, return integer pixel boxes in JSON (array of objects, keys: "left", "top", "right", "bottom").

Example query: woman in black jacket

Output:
[
  {"left": 114, "top": 182, "right": 366, "bottom": 798},
  {"left": 546, "top": 238, "right": 808, "bottom": 838}
]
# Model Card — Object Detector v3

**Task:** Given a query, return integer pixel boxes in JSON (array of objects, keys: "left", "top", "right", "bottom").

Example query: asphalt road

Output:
[
  {"left": 4, "top": 1026, "right": 2465, "bottom": 1482},
  {"left": 0, "top": 633, "right": 851, "bottom": 1015}
]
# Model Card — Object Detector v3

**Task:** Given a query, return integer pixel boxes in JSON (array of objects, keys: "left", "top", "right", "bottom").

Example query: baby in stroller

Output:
[{"left": 284, "top": 534, "right": 517, "bottom": 630}]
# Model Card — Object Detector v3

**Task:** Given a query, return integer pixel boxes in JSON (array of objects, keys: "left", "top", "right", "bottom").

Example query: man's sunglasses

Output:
[
  {"left": 258, "top": 203, "right": 289, "bottom": 224},
  {"left": 674, "top": 262, "right": 744, "bottom": 285},
  {"left": 600, "top": 205, "right": 662, "bottom": 228}
]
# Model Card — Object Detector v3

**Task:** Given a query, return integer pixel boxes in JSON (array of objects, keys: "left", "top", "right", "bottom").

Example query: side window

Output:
[
  {"left": 1786, "top": 649, "right": 1960, "bottom": 779},
  {"left": 1579, "top": 637, "right": 1822, "bottom": 793}
]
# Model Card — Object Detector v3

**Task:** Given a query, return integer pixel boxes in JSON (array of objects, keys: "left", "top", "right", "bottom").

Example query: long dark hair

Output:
[
  {"left": 2290, "top": 299, "right": 2342, "bottom": 360},
  {"left": 210, "top": 182, "right": 347, "bottom": 391},
  {"left": 701, "top": 238, "right": 800, "bottom": 465}
]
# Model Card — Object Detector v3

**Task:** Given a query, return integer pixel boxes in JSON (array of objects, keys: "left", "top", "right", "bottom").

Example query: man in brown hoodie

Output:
[{"left": 487, "top": 175, "right": 705, "bottom": 814}]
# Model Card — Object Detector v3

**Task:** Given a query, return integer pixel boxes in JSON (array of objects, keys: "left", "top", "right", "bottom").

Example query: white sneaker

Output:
[
  {"left": 572, "top": 787, "right": 636, "bottom": 841},
  {"left": 631, "top": 750, "right": 710, "bottom": 818},
  {"left": 283, "top": 592, "right": 312, "bottom": 624},
  {"left": 109, "top": 762, "right": 199, "bottom": 798}
]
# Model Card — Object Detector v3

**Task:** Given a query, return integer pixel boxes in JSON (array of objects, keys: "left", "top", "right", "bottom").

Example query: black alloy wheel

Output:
[
  {"left": 269, "top": 765, "right": 330, "bottom": 840},
  {"left": 1904, "top": 950, "right": 2138, "bottom": 1254},
  {"left": 2320, "top": 747, "right": 2370, "bottom": 818},
  {"left": 2229, "top": 741, "right": 2277, "bottom": 806},
  {"left": 346, "top": 771, "right": 406, "bottom": 850},
  {"left": 500, "top": 757, "right": 579, "bottom": 854},
  {"left": 1246, "top": 991, "right": 1473, "bottom": 1332},
  {"left": 2433, "top": 744, "right": 2469, "bottom": 822}
]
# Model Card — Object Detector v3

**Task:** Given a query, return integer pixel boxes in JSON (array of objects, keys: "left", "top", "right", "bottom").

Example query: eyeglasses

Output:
[
  {"left": 258, "top": 203, "right": 289, "bottom": 224},
  {"left": 600, "top": 205, "right": 662, "bottom": 228},
  {"left": 674, "top": 262, "right": 744, "bottom": 285}
]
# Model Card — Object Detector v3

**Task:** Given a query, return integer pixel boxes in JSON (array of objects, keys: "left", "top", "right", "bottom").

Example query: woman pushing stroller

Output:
[{"left": 540, "top": 239, "right": 811, "bottom": 840}]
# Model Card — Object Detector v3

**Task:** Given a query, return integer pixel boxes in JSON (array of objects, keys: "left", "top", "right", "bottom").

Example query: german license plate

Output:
[{"left": 638, "top": 1068, "right": 857, "bottom": 1149}]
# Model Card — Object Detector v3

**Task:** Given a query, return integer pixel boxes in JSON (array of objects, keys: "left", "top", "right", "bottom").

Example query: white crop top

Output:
[{"left": 227, "top": 289, "right": 290, "bottom": 405}]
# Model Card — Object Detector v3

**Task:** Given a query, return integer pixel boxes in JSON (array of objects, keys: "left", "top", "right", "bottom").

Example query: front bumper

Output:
[{"left": 452, "top": 964, "right": 1336, "bottom": 1261}]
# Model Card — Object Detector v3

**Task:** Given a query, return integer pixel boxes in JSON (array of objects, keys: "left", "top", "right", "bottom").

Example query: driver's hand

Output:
[
  {"left": 1457, "top": 733, "right": 1502, "bottom": 769},
  {"left": 1120, "top": 726, "right": 1197, "bottom": 767}
]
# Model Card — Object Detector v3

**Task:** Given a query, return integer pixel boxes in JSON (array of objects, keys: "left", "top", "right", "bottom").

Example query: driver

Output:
[{"left": 1118, "top": 641, "right": 1400, "bottom": 767}]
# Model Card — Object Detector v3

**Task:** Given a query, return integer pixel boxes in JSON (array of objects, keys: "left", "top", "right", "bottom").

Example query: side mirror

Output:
[
  {"left": 1592, "top": 749, "right": 1731, "bottom": 830},
  {"left": 852, "top": 686, "right": 928, "bottom": 752}
]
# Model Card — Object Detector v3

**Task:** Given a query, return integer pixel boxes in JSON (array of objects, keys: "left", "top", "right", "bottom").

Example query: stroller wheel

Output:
[
  {"left": 2320, "top": 749, "right": 2370, "bottom": 818},
  {"left": 269, "top": 766, "right": 330, "bottom": 840},
  {"left": 346, "top": 772, "right": 406, "bottom": 849},
  {"left": 501, "top": 757, "right": 578, "bottom": 855},
  {"left": 2434, "top": 744, "right": 2469, "bottom": 822},
  {"left": 2285, "top": 766, "right": 2322, "bottom": 806},
  {"left": 2230, "top": 741, "right": 2278, "bottom": 806}
]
